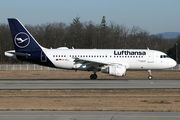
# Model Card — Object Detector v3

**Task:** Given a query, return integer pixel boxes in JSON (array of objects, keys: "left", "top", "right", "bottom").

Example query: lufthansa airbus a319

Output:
[{"left": 5, "top": 18, "right": 177, "bottom": 80}]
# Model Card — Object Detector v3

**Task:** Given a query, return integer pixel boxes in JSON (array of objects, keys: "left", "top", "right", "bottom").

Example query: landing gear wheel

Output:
[
  {"left": 148, "top": 70, "right": 153, "bottom": 80},
  {"left": 90, "top": 74, "right": 97, "bottom": 79},
  {"left": 148, "top": 75, "right": 153, "bottom": 80},
  {"left": 94, "top": 74, "right": 97, "bottom": 79}
]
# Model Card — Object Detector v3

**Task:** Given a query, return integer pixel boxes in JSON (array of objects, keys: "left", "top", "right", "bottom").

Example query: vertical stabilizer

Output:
[{"left": 8, "top": 18, "right": 42, "bottom": 52}]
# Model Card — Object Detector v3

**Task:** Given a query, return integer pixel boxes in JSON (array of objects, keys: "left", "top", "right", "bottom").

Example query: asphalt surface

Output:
[
  {"left": 0, "top": 79, "right": 180, "bottom": 89},
  {"left": 0, "top": 80, "right": 180, "bottom": 120},
  {"left": 0, "top": 111, "right": 179, "bottom": 120}
]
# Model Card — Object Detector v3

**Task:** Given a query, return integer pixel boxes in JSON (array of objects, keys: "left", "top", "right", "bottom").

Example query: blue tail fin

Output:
[{"left": 8, "top": 18, "right": 42, "bottom": 52}]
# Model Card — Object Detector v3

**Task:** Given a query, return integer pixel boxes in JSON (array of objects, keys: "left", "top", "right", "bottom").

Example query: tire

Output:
[
  {"left": 94, "top": 74, "right": 97, "bottom": 79},
  {"left": 90, "top": 74, "right": 97, "bottom": 79},
  {"left": 148, "top": 75, "right": 153, "bottom": 80}
]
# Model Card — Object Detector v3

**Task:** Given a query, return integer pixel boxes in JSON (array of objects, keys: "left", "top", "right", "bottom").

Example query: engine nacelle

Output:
[{"left": 101, "top": 65, "right": 126, "bottom": 77}]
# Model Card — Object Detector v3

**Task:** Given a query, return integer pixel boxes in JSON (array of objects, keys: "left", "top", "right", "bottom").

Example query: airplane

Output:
[{"left": 5, "top": 18, "right": 177, "bottom": 80}]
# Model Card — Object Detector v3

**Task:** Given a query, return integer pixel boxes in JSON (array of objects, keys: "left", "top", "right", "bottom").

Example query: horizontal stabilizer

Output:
[{"left": 6, "top": 51, "right": 31, "bottom": 57}]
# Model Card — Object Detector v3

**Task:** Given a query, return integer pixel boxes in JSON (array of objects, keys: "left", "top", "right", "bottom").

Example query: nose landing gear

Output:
[{"left": 148, "top": 70, "right": 153, "bottom": 80}]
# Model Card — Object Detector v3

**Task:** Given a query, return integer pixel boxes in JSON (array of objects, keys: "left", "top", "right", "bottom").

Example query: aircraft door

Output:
[
  {"left": 148, "top": 52, "right": 154, "bottom": 63},
  {"left": 41, "top": 51, "right": 47, "bottom": 62}
]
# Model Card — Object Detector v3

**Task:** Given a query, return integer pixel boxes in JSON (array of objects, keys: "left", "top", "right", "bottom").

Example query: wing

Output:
[{"left": 73, "top": 57, "right": 128, "bottom": 70}]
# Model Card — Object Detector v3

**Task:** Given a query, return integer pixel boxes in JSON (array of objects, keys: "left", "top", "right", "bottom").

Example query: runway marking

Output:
[{"left": 0, "top": 115, "right": 180, "bottom": 118}]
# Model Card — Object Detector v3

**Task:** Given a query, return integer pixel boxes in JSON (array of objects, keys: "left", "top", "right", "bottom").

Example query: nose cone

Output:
[{"left": 170, "top": 59, "right": 177, "bottom": 68}]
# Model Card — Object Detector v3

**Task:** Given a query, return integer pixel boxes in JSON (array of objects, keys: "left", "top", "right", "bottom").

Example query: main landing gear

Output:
[
  {"left": 148, "top": 70, "right": 153, "bottom": 80},
  {"left": 90, "top": 68, "right": 98, "bottom": 79},
  {"left": 90, "top": 73, "right": 97, "bottom": 79}
]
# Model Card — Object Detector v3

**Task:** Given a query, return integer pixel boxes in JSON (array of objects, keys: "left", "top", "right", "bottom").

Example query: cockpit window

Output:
[{"left": 160, "top": 55, "right": 169, "bottom": 58}]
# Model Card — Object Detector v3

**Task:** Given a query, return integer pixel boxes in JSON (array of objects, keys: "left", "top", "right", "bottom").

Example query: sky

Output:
[{"left": 0, "top": 0, "right": 180, "bottom": 34}]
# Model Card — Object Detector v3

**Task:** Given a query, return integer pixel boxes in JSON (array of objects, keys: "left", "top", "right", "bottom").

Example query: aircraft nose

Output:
[{"left": 171, "top": 59, "right": 177, "bottom": 68}]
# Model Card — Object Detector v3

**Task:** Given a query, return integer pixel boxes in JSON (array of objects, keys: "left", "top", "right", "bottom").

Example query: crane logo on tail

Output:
[{"left": 14, "top": 32, "right": 30, "bottom": 48}]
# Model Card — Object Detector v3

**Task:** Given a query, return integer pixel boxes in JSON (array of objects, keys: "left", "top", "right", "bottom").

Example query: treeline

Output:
[{"left": 0, "top": 16, "right": 179, "bottom": 64}]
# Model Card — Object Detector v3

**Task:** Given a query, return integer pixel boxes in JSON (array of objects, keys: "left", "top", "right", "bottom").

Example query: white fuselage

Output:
[{"left": 43, "top": 48, "right": 176, "bottom": 70}]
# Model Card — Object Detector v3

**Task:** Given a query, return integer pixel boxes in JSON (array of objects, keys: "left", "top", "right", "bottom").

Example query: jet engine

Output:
[{"left": 101, "top": 65, "right": 126, "bottom": 76}]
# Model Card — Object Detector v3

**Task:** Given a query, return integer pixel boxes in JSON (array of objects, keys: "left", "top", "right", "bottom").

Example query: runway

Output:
[
  {"left": 0, "top": 79, "right": 180, "bottom": 89},
  {"left": 0, "top": 80, "right": 180, "bottom": 120},
  {"left": 0, "top": 111, "right": 180, "bottom": 120}
]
